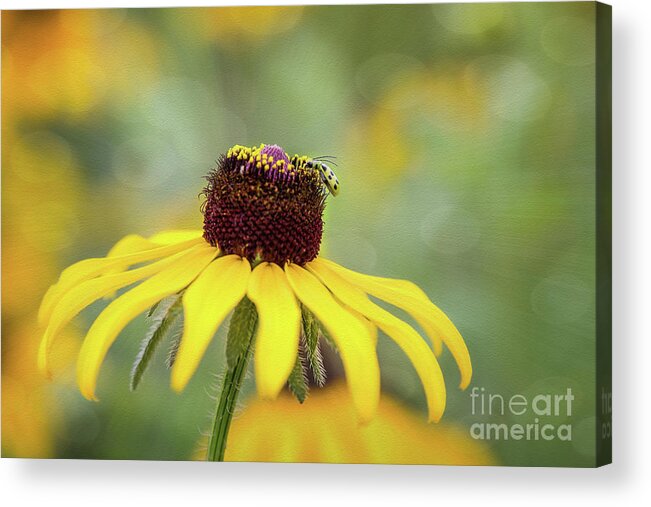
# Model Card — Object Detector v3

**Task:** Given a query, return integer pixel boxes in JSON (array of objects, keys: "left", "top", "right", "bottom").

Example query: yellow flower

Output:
[
  {"left": 224, "top": 382, "right": 495, "bottom": 465},
  {"left": 38, "top": 143, "right": 472, "bottom": 424}
]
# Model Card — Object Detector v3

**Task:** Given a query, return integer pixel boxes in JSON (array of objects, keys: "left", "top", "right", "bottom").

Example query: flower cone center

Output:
[{"left": 202, "top": 144, "right": 326, "bottom": 266}]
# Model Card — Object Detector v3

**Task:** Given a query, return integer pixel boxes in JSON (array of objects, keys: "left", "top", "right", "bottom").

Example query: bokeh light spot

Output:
[
  {"left": 530, "top": 275, "right": 592, "bottom": 324},
  {"left": 434, "top": 3, "right": 506, "bottom": 36},
  {"left": 541, "top": 16, "right": 596, "bottom": 66},
  {"left": 466, "top": 55, "right": 552, "bottom": 123}
]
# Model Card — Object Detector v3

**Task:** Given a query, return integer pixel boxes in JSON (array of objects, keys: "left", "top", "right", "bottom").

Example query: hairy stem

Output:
[{"left": 207, "top": 298, "right": 257, "bottom": 461}]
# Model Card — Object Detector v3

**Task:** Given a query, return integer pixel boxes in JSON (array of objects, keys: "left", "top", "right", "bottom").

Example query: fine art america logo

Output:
[{"left": 469, "top": 387, "right": 574, "bottom": 441}]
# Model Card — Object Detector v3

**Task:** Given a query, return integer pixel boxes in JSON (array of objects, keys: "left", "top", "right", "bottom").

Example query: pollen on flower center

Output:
[{"left": 202, "top": 144, "right": 326, "bottom": 266}]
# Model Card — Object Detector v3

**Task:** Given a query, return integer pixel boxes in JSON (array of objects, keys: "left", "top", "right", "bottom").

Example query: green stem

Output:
[{"left": 207, "top": 299, "right": 257, "bottom": 461}]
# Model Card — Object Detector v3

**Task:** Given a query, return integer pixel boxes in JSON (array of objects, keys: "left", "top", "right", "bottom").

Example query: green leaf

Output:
[
  {"left": 287, "top": 352, "right": 308, "bottom": 403},
  {"left": 147, "top": 300, "right": 161, "bottom": 318},
  {"left": 130, "top": 294, "right": 183, "bottom": 391},
  {"left": 315, "top": 314, "right": 338, "bottom": 353},
  {"left": 301, "top": 304, "right": 326, "bottom": 386},
  {"left": 226, "top": 296, "right": 258, "bottom": 369},
  {"left": 165, "top": 314, "right": 184, "bottom": 368}
]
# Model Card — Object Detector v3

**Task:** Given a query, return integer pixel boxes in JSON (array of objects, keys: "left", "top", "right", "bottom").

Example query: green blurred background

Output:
[{"left": 2, "top": 2, "right": 598, "bottom": 466}]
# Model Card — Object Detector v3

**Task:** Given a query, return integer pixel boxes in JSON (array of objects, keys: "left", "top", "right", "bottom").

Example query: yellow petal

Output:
[
  {"left": 285, "top": 264, "right": 380, "bottom": 422},
  {"left": 308, "top": 261, "right": 446, "bottom": 422},
  {"left": 247, "top": 262, "right": 301, "bottom": 399},
  {"left": 38, "top": 236, "right": 204, "bottom": 326},
  {"left": 316, "top": 258, "right": 472, "bottom": 390},
  {"left": 103, "top": 235, "right": 166, "bottom": 296},
  {"left": 76, "top": 245, "right": 217, "bottom": 400},
  {"left": 105, "top": 230, "right": 204, "bottom": 256},
  {"left": 102, "top": 235, "right": 159, "bottom": 293},
  {"left": 344, "top": 305, "right": 378, "bottom": 346},
  {"left": 38, "top": 251, "right": 183, "bottom": 375},
  {"left": 106, "top": 234, "right": 159, "bottom": 258},
  {"left": 148, "top": 229, "right": 204, "bottom": 245},
  {"left": 171, "top": 255, "right": 251, "bottom": 392},
  {"left": 104, "top": 231, "right": 207, "bottom": 297}
]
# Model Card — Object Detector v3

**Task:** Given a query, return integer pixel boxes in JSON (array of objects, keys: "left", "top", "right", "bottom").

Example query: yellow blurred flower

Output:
[
  {"left": 224, "top": 382, "right": 496, "bottom": 465},
  {"left": 2, "top": 9, "right": 160, "bottom": 123},
  {"left": 181, "top": 6, "right": 304, "bottom": 46},
  {"left": 2, "top": 320, "right": 80, "bottom": 458},
  {"left": 346, "top": 66, "right": 488, "bottom": 191},
  {"left": 2, "top": 64, "right": 86, "bottom": 456}
]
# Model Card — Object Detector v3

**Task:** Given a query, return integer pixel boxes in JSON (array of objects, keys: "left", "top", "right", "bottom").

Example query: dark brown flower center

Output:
[{"left": 201, "top": 144, "right": 326, "bottom": 266}]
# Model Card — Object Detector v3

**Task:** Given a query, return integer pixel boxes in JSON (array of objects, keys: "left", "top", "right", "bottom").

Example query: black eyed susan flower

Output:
[{"left": 38, "top": 143, "right": 472, "bottom": 459}]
